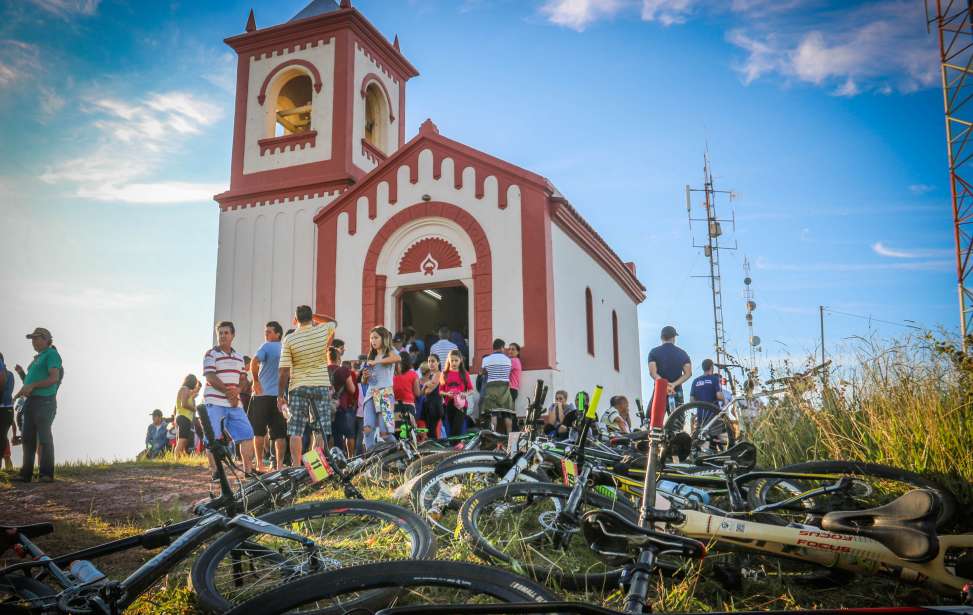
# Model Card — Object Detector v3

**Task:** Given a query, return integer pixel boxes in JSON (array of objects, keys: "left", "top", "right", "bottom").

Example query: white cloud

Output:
[
  {"left": 728, "top": 1, "right": 938, "bottom": 96},
  {"left": 202, "top": 52, "right": 237, "bottom": 95},
  {"left": 871, "top": 242, "right": 952, "bottom": 259},
  {"left": 640, "top": 0, "right": 699, "bottom": 26},
  {"left": 40, "top": 90, "right": 224, "bottom": 204},
  {"left": 39, "top": 87, "right": 66, "bottom": 117},
  {"left": 0, "top": 40, "right": 40, "bottom": 90},
  {"left": 26, "top": 0, "right": 100, "bottom": 18},
  {"left": 909, "top": 183, "right": 935, "bottom": 195},
  {"left": 539, "top": 0, "right": 628, "bottom": 31}
]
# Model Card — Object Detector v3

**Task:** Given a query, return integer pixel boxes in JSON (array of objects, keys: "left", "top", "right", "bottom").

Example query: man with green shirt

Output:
[{"left": 13, "top": 327, "right": 62, "bottom": 483}]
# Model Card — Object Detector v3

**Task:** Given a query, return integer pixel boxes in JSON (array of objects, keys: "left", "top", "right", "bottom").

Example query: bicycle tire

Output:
[
  {"left": 412, "top": 461, "right": 544, "bottom": 534},
  {"left": 662, "top": 401, "right": 736, "bottom": 460},
  {"left": 428, "top": 450, "right": 507, "bottom": 472},
  {"left": 224, "top": 560, "right": 558, "bottom": 615},
  {"left": 403, "top": 450, "right": 462, "bottom": 481},
  {"left": 459, "top": 481, "right": 637, "bottom": 591},
  {"left": 746, "top": 459, "right": 958, "bottom": 529},
  {"left": 190, "top": 499, "right": 436, "bottom": 613}
]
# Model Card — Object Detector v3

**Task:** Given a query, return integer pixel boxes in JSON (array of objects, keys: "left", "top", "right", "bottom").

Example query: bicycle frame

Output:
[{"left": 675, "top": 508, "right": 973, "bottom": 595}]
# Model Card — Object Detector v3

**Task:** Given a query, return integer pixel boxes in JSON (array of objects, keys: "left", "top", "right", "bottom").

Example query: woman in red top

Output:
[
  {"left": 440, "top": 349, "right": 474, "bottom": 437},
  {"left": 393, "top": 353, "right": 420, "bottom": 436}
]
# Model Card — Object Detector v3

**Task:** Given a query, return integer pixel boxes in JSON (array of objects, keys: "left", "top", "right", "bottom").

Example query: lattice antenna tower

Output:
[
  {"left": 686, "top": 153, "right": 737, "bottom": 366},
  {"left": 743, "top": 257, "right": 761, "bottom": 370},
  {"left": 929, "top": 0, "right": 973, "bottom": 347}
]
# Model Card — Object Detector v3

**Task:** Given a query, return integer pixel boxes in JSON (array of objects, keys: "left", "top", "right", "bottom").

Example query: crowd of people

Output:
[
  {"left": 137, "top": 305, "right": 529, "bottom": 476},
  {"left": 1, "top": 310, "right": 736, "bottom": 483}
]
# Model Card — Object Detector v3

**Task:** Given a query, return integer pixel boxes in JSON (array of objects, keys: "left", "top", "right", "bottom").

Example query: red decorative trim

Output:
[
  {"left": 361, "top": 138, "right": 387, "bottom": 163},
  {"left": 225, "top": 10, "right": 418, "bottom": 79},
  {"left": 358, "top": 202, "right": 492, "bottom": 368},
  {"left": 359, "top": 72, "right": 396, "bottom": 121},
  {"left": 258, "top": 130, "right": 318, "bottom": 156},
  {"left": 398, "top": 237, "right": 462, "bottom": 275},
  {"left": 611, "top": 310, "right": 620, "bottom": 372},
  {"left": 314, "top": 128, "right": 551, "bottom": 230},
  {"left": 215, "top": 178, "right": 349, "bottom": 211},
  {"left": 550, "top": 198, "right": 646, "bottom": 304},
  {"left": 257, "top": 59, "right": 323, "bottom": 105},
  {"left": 585, "top": 287, "right": 595, "bottom": 356}
]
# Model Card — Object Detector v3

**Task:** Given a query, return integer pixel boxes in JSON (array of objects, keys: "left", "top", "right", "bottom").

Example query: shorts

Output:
[
  {"left": 287, "top": 386, "right": 333, "bottom": 438},
  {"left": 204, "top": 403, "right": 255, "bottom": 443},
  {"left": 364, "top": 387, "right": 395, "bottom": 434},
  {"left": 176, "top": 415, "right": 194, "bottom": 439},
  {"left": 333, "top": 407, "right": 356, "bottom": 440},
  {"left": 248, "top": 395, "right": 287, "bottom": 440}
]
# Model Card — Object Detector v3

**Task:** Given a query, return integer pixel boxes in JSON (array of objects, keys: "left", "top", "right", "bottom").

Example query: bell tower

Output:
[
  {"left": 215, "top": 0, "right": 419, "bottom": 210},
  {"left": 211, "top": 0, "right": 418, "bottom": 355}
]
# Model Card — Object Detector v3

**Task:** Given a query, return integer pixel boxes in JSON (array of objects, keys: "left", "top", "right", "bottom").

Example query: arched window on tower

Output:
[
  {"left": 611, "top": 310, "right": 620, "bottom": 371},
  {"left": 364, "top": 82, "right": 389, "bottom": 153},
  {"left": 274, "top": 73, "right": 312, "bottom": 137},
  {"left": 585, "top": 288, "right": 595, "bottom": 356}
]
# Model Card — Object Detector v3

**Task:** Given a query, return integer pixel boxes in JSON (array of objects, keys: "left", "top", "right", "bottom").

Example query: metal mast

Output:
[
  {"left": 929, "top": 0, "right": 973, "bottom": 345},
  {"left": 687, "top": 154, "right": 736, "bottom": 365},
  {"left": 743, "top": 258, "right": 760, "bottom": 369}
]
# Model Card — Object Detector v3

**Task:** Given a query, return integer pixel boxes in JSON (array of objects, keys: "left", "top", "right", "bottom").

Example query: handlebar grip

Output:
[
  {"left": 650, "top": 379, "right": 668, "bottom": 429},
  {"left": 587, "top": 386, "right": 603, "bottom": 420}
]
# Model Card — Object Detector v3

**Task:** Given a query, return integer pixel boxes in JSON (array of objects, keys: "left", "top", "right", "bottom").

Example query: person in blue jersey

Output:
[{"left": 689, "top": 358, "right": 724, "bottom": 429}]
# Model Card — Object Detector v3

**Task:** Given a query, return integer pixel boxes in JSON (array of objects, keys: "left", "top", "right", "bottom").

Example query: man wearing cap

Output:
[
  {"left": 145, "top": 410, "right": 170, "bottom": 459},
  {"left": 647, "top": 325, "right": 692, "bottom": 407},
  {"left": 13, "top": 327, "right": 63, "bottom": 483}
]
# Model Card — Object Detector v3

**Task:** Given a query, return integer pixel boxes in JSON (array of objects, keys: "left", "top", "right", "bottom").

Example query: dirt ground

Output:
[{"left": 0, "top": 464, "right": 214, "bottom": 576}]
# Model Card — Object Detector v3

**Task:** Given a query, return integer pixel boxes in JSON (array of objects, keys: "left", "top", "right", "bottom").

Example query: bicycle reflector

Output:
[{"left": 650, "top": 379, "right": 668, "bottom": 429}]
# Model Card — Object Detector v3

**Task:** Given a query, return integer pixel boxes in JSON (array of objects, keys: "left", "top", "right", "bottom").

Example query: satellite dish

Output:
[
  {"left": 747, "top": 300, "right": 757, "bottom": 312},
  {"left": 750, "top": 335, "right": 761, "bottom": 347},
  {"left": 744, "top": 277, "right": 752, "bottom": 286}
]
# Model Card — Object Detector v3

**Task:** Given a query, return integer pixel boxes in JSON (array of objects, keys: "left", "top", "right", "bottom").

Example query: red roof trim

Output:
[
  {"left": 550, "top": 198, "right": 646, "bottom": 304},
  {"left": 225, "top": 9, "right": 418, "bottom": 79}
]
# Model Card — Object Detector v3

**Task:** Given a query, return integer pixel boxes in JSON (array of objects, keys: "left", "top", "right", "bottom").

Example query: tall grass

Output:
[{"left": 748, "top": 334, "right": 973, "bottom": 520}]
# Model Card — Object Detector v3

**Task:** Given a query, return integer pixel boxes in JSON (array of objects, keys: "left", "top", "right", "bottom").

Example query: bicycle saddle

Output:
[
  {"left": 821, "top": 489, "right": 940, "bottom": 562},
  {"left": 581, "top": 508, "right": 705, "bottom": 565},
  {"left": 696, "top": 441, "right": 757, "bottom": 471},
  {"left": 1, "top": 523, "right": 54, "bottom": 539}
]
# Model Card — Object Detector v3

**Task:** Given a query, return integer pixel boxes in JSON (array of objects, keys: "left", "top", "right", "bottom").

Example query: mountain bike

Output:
[{"left": 0, "top": 406, "right": 436, "bottom": 614}]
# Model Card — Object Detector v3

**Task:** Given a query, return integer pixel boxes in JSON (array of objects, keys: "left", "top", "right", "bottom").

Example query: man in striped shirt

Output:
[
  {"left": 429, "top": 327, "right": 459, "bottom": 366},
  {"left": 278, "top": 305, "right": 337, "bottom": 464},
  {"left": 479, "top": 338, "right": 514, "bottom": 433},
  {"left": 203, "top": 321, "right": 256, "bottom": 474}
]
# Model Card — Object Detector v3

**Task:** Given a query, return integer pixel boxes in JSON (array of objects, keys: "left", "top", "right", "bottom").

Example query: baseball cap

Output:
[
  {"left": 26, "top": 327, "right": 52, "bottom": 341},
  {"left": 150, "top": 409, "right": 164, "bottom": 418},
  {"left": 660, "top": 325, "right": 678, "bottom": 338}
]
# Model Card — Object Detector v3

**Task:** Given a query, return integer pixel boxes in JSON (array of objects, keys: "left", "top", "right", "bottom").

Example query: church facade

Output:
[{"left": 213, "top": 0, "right": 647, "bottom": 406}]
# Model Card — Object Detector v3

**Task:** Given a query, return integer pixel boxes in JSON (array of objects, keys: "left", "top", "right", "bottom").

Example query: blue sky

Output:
[{"left": 0, "top": 0, "right": 954, "bottom": 462}]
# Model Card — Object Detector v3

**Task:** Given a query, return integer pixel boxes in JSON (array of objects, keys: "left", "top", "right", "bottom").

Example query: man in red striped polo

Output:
[{"left": 203, "top": 321, "right": 256, "bottom": 474}]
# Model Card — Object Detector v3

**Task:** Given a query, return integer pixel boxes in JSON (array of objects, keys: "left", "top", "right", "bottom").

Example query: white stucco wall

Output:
[
  {"left": 333, "top": 148, "right": 525, "bottom": 359},
  {"left": 351, "top": 42, "right": 401, "bottom": 172},
  {"left": 214, "top": 193, "right": 339, "bottom": 354},
  {"left": 243, "top": 38, "right": 336, "bottom": 175},
  {"left": 550, "top": 224, "right": 643, "bottom": 408}
]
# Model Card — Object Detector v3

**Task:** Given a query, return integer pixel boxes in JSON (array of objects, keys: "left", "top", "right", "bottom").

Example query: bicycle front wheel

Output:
[
  {"left": 190, "top": 499, "right": 436, "bottom": 613},
  {"left": 224, "top": 560, "right": 558, "bottom": 615},
  {"left": 745, "top": 460, "right": 958, "bottom": 529},
  {"left": 459, "top": 481, "right": 637, "bottom": 591}
]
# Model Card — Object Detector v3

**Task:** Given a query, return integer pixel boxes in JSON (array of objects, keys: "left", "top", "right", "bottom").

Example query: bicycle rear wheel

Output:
[
  {"left": 745, "top": 460, "right": 958, "bottom": 529},
  {"left": 459, "top": 481, "right": 637, "bottom": 591},
  {"left": 190, "top": 499, "right": 436, "bottom": 613},
  {"left": 662, "top": 402, "right": 735, "bottom": 461},
  {"left": 224, "top": 560, "right": 558, "bottom": 615}
]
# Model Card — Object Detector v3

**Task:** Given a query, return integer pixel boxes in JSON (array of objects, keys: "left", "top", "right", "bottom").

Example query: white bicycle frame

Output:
[{"left": 675, "top": 508, "right": 973, "bottom": 594}]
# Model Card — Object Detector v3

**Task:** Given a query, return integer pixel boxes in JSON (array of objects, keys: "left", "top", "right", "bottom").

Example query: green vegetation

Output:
[{"left": 5, "top": 335, "right": 972, "bottom": 612}]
